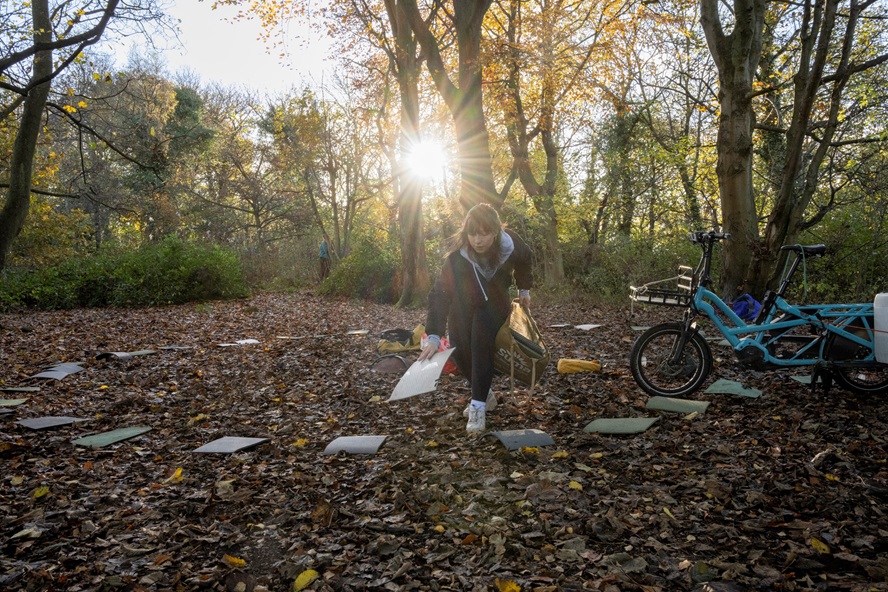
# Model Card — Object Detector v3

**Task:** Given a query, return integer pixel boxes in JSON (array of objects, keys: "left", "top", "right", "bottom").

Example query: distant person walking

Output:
[
  {"left": 318, "top": 238, "right": 331, "bottom": 281},
  {"left": 418, "top": 204, "right": 533, "bottom": 434}
]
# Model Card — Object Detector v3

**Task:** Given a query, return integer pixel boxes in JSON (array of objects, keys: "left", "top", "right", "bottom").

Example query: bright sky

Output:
[{"left": 133, "top": 1, "right": 333, "bottom": 95}]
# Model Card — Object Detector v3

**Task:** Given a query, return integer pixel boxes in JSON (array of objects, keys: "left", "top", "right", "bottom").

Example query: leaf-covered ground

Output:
[{"left": 1, "top": 291, "right": 887, "bottom": 592}]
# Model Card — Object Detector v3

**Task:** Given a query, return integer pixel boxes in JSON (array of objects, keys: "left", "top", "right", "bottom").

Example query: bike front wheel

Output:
[{"left": 630, "top": 323, "right": 713, "bottom": 397}]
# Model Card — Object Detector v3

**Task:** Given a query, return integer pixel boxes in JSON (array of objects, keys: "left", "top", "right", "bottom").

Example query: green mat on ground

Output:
[
  {"left": 791, "top": 375, "right": 821, "bottom": 385},
  {"left": 646, "top": 396, "right": 710, "bottom": 414},
  {"left": 73, "top": 426, "right": 152, "bottom": 447},
  {"left": 705, "top": 378, "right": 761, "bottom": 398},
  {"left": 584, "top": 417, "right": 660, "bottom": 434},
  {"left": 0, "top": 398, "right": 28, "bottom": 407}
]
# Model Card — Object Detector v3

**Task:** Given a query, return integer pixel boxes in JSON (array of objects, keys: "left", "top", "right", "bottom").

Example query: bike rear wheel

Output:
[
  {"left": 832, "top": 363, "right": 888, "bottom": 395},
  {"left": 630, "top": 322, "right": 713, "bottom": 397},
  {"left": 826, "top": 315, "right": 888, "bottom": 395}
]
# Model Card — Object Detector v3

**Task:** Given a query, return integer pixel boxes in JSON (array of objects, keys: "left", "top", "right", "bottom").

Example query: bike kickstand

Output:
[{"left": 811, "top": 364, "right": 833, "bottom": 394}]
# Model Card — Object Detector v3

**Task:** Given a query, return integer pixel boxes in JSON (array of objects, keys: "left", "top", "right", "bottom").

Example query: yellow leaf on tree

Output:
[
  {"left": 292, "top": 569, "right": 319, "bottom": 591},
  {"left": 810, "top": 538, "right": 830, "bottom": 554},
  {"left": 568, "top": 481, "right": 583, "bottom": 491},
  {"left": 32, "top": 486, "right": 50, "bottom": 499},
  {"left": 222, "top": 554, "right": 247, "bottom": 568},
  {"left": 494, "top": 578, "right": 521, "bottom": 592}
]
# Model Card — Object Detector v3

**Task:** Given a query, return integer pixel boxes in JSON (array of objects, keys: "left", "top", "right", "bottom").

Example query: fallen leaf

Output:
[
  {"left": 222, "top": 554, "right": 247, "bottom": 568},
  {"left": 10, "top": 527, "right": 42, "bottom": 540},
  {"left": 292, "top": 569, "right": 319, "bottom": 591},
  {"left": 495, "top": 578, "right": 521, "bottom": 592},
  {"left": 810, "top": 538, "right": 830, "bottom": 555},
  {"left": 164, "top": 468, "right": 184, "bottom": 483}
]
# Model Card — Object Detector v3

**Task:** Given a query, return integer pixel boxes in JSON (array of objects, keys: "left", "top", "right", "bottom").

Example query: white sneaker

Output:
[
  {"left": 463, "top": 390, "right": 497, "bottom": 417},
  {"left": 466, "top": 405, "right": 486, "bottom": 434}
]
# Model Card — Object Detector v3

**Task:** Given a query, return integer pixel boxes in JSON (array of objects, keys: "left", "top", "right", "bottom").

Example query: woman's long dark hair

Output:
[{"left": 445, "top": 203, "right": 504, "bottom": 261}]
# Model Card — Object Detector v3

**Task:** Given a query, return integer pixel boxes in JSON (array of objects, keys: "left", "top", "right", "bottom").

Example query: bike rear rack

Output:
[{"left": 629, "top": 265, "right": 694, "bottom": 310}]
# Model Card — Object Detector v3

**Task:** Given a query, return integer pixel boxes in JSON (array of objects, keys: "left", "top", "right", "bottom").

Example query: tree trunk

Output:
[
  {"left": 747, "top": 0, "right": 865, "bottom": 293},
  {"left": 502, "top": 2, "right": 564, "bottom": 282},
  {"left": 700, "top": 0, "right": 766, "bottom": 297},
  {"left": 386, "top": 0, "right": 430, "bottom": 308},
  {"left": 402, "top": 0, "right": 500, "bottom": 212},
  {"left": 0, "top": 0, "right": 52, "bottom": 271}
]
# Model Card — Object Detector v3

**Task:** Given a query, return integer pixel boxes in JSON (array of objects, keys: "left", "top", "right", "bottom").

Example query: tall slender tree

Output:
[
  {"left": 699, "top": 0, "right": 767, "bottom": 296},
  {"left": 400, "top": 0, "right": 509, "bottom": 211},
  {"left": 748, "top": 0, "right": 888, "bottom": 293},
  {"left": 0, "top": 0, "right": 168, "bottom": 269}
]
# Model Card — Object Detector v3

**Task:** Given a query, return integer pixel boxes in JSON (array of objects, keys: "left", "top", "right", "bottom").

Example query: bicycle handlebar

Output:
[{"left": 689, "top": 230, "right": 731, "bottom": 244}]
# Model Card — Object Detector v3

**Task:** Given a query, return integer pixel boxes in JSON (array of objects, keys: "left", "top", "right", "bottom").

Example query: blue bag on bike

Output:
[{"left": 732, "top": 293, "right": 762, "bottom": 322}]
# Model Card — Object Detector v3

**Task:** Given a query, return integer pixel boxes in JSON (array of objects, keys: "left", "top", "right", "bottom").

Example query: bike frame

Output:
[{"left": 681, "top": 235, "right": 878, "bottom": 368}]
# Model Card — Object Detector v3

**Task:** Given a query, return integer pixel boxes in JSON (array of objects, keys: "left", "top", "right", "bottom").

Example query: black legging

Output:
[{"left": 450, "top": 299, "right": 509, "bottom": 403}]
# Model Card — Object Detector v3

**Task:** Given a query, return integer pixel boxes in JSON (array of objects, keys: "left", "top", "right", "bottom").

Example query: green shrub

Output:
[
  {"left": 0, "top": 237, "right": 249, "bottom": 311},
  {"left": 319, "top": 241, "right": 401, "bottom": 303},
  {"left": 565, "top": 235, "right": 702, "bottom": 304}
]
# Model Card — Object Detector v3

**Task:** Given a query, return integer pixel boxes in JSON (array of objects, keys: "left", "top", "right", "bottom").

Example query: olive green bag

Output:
[{"left": 493, "top": 300, "right": 550, "bottom": 390}]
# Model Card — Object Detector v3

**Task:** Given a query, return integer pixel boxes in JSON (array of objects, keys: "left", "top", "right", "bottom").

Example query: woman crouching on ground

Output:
[{"left": 418, "top": 203, "right": 533, "bottom": 434}]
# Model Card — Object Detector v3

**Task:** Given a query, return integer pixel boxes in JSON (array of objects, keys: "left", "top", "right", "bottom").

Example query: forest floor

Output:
[{"left": 1, "top": 291, "right": 887, "bottom": 592}]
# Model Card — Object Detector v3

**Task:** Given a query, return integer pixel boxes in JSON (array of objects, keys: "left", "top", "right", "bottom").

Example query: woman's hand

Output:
[
  {"left": 519, "top": 292, "right": 531, "bottom": 309},
  {"left": 417, "top": 334, "right": 441, "bottom": 362},
  {"left": 417, "top": 343, "right": 438, "bottom": 362}
]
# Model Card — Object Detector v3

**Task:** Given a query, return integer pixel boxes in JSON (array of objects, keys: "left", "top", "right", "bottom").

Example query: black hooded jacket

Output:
[{"left": 425, "top": 229, "right": 533, "bottom": 342}]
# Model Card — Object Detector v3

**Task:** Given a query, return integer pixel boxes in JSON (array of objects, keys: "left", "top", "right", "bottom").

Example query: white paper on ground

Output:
[{"left": 388, "top": 348, "right": 455, "bottom": 401}]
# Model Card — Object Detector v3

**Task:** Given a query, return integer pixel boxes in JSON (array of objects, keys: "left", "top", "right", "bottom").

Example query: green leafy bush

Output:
[
  {"left": 565, "top": 235, "right": 702, "bottom": 304},
  {"left": 0, "top": 237, "right": 249, "bottom": 311},
  {"left": 319, "top": 241, "right": 401, "bottom": 303}
]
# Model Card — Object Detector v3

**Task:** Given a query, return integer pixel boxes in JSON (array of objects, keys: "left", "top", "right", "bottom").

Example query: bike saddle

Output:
[{"left": 780, "top": 244, "right": 826, "bottom": 256}]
